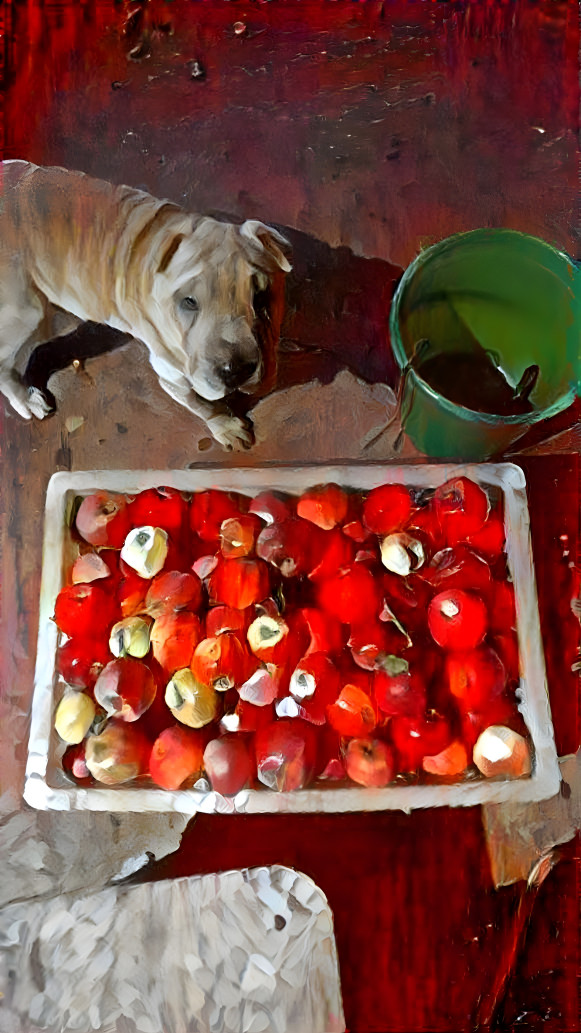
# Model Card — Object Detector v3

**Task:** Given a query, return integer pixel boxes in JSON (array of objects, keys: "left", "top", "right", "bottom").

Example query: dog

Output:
[{"left": 0, "top": 160, "right": 291, "bottom": 448}]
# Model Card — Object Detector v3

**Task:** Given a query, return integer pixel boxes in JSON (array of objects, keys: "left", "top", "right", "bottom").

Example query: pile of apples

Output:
[{"left": 53, "top": 475, "right": 531, "bottom": 797}]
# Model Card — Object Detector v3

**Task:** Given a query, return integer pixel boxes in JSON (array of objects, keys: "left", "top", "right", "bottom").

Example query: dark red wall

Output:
[{"left": 2, "top": 1, "right": 579, "bottom": 271}]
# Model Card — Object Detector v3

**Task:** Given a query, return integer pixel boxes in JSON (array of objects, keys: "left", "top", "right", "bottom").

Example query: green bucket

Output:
[{"left": 389, "top": 228, "right": 580, "bottom": 460}]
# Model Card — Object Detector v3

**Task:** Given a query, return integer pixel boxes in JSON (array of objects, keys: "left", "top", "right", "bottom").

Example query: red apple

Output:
[
  {"left": 206, "top": 604, "right": 253, "bottom": 639},
  {"left": 492, "top": 632, "right": 520, "bottom": 684},
  {"left": 488, "top": 579, "right": 516, "bottom": 633},
  {"left": 144, "top": 571, "right": 203, "bottom": 617},
  {"left": 445, "top": 645, "right": 506, "bottom": 710},
  {"left": 390, "top": 712, "right": 453, "bottom": 772},
  {"left": 308, "top": 528, "right": 356, "bottom": 582},
  {"left": 255, "top": 719, "right": 317, "bottom": 791},
  {"left": 382, "top": 570, "right": 432, "bottom": 632},
  {"left": 349, "top": 620, "right": 409, "bottom": 671},
  {"left": 373, "top": 658, "right": 426, "bottom": 717},
  {"left": 190, "top": 489, "right": 246, "bottom": 542},
  {"left": 290, "top": 653, "right": 340, "bottom": 703},
  {"left": 327, "top": 683, "right": 377, "bottom": 738},
  {"left": 280, "top": 696, "right": 328, "bottom": 727},
  {"left": 75, "top": 491, "right": 132, "bottom": 548},
  {"left": 407, "top": 501, "right": 445, "bottom": 554},
  {"left": 117, "top": 566, "right": 149, "bottom": 618},
  {"left": 320, "top": 758, "right": 346, "bottom": 780},
  {"left": 298, "top": 608, "right": 346, "bottom": 656},
  {"left": 434, "top": 477, "right": 490, "bottom": 544},
  {"left": 56, "top": 636, "right": 112, "bottom": 689},
  {"left": 208, "top": 557, "right": 270, "bottom": 609},
  {"left": 334, "top": 657, "right": 375, "bottom": 696},
  {"left": 318, "top": 563, "right": 382, "bottom": 624},
  {"left": 166, "top": 536, "right": 198, "bottom": 574},
  {"left": 203, "top": 735, "right": 255, "bottom": 795},
  {"left": 220, "top": 515, "right": 263, "bottom": 558},
  {"left": 256, "top": 518, "right": 324, "bottom": 577},
  {"left": 377, "top": 603, "right": 413, "bottom": 651},
  {"left": 427, "top": 589, "right": 488, "bottom": 650},
  {"left": 149, "top": 726, "right": 205, "bottom": 789},
  {"left": 94, "top": 658, "right": 157, "bottom": 721},
  {"left": 362, "top": 484, "right": 413, "bottom": 535},
  {"left": 424, "top": 545, "right": 492, "bottom": 595},
  {"left": 253, "top": 597, "right": 281, "bottom": 621},
  {"left": 296, "top": 483, "right": 349, "bottom": 530},
  {"left": 53, "top": 583, "right": 119, "bottom": 640},
  {"left": 150, "top": 612, "right": 203, "bottom": 676},
  {"left": 98, "top": 549, "right": 124, "bottom": 584},
  {"left": 248, "top": 490, "right": 294, "bottom": 525},
  {"left": 344, "top": 738, "right": 395, "bottom": 787},
  {"left": 355, "top": 543, "right": 381, "bottom": 566},
  {"left": 316, "top": 725, "right": 346, "bottom": 779},
  {"left": 128, "top": 487, "right": 189, "bottom": 539},
  {"left": 288, "top": 653, "right": 341, "bottom": 723},
  {"left": 139, "top": 672, "right": 177, "bottom": 740},
  {"left": 466, "top": 515, "right": 505, "bottom": 559},
  {"left": 85, "top": 720, "right": 151, "bottom": 784},
  {"left": 191, "top": 633, "right": 252, "bottom": 691}
]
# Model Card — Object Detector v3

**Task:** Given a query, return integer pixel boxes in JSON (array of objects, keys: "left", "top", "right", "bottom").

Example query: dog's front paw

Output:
[
  {"left": 207, "top": 413, "right": 255, "bottom": 451},
  {"left": 27, "top": 386, "right": 56, "bottom": 419}
]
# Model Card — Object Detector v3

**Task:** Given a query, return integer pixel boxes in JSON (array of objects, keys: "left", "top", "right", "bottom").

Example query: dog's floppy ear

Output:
[
  {"left": 240, "top": 220, "right": 292, "bottom": 273},
  {"left": 157, "top": 234, "right": 186, "bottom": 275}
]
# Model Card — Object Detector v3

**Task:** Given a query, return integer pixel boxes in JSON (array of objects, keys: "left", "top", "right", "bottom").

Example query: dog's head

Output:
[{"left": 150, "top": 216, "right": 291, "bottom": 401}]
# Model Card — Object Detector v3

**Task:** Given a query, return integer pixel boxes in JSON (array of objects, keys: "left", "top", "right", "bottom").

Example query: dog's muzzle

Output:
[{"left": 216, "top": 356, "right": 260, "bottom": 392}]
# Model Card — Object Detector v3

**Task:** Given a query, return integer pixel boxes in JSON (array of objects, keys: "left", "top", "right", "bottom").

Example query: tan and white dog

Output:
[{"left": 0, "top": 160, "right": 291, "bottom": 448}]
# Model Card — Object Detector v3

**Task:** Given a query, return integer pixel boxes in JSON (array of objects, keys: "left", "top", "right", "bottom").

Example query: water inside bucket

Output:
[{"left": 415, "top": 349, "right": 538, "bottom": 416}]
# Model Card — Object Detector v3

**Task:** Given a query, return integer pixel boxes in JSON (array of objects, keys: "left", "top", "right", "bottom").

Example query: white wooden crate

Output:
[{"left": 25, "top": 463, "right": 560, "bottom": 813}]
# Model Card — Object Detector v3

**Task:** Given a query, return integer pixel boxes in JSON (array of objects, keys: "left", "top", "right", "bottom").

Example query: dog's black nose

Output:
[{"left": 219, "top": 357, "right": 258, "bottom": 390}]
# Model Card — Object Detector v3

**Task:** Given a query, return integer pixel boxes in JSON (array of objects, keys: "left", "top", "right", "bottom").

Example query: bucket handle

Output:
[{"left": 363, "top": 338, "right": 431, "bottom": 452}]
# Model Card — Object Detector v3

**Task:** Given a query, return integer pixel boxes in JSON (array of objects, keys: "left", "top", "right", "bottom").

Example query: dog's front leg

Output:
[{"left": 157, "top": 376, "right": 254, "bottom": 451}]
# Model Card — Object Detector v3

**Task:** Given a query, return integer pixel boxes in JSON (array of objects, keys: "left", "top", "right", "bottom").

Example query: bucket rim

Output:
[{"left": 389, "top": 226, "right": 580, "bottom": 423}]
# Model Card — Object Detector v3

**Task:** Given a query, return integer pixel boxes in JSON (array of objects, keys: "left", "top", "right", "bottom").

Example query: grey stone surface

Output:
[{"left": 0, "top": 866, "right": 344, "bottom": 1033}]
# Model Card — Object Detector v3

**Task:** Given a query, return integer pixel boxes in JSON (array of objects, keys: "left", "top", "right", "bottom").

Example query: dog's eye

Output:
[{"left": 181, "top": 297, "right": 199, "bottom": 313}]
